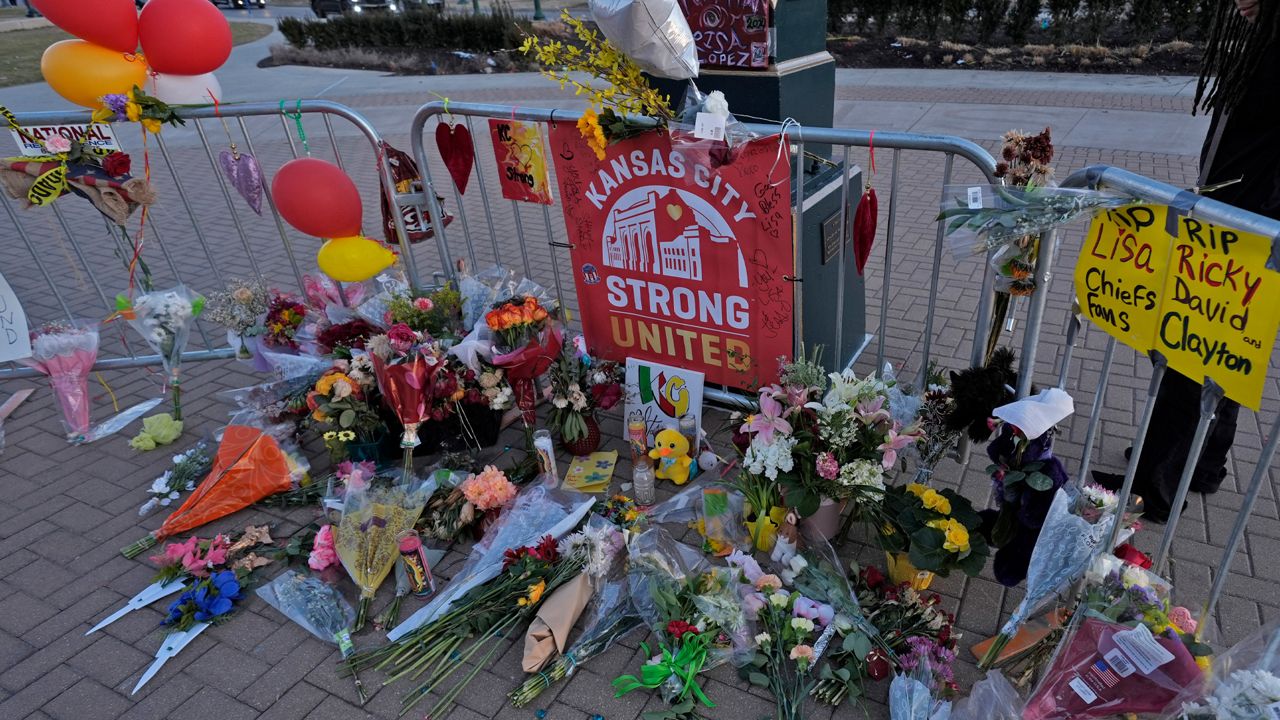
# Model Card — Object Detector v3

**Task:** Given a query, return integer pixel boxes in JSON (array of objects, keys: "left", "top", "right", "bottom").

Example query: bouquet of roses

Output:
[
  {"left": 346, "top": 530, "right": 598, "bottom": 717},
  {"left": 20, "top": 321, "right": 100, "bottom": 442},
  {"left": 124, "top": 285, "right": 203, "bottom": 421},
  {"left": 510, "top": 517, "right": 642, "bottom": 706},
  {"left": 1023, "top": 554, "right": 1210, "bottom": 719},
  {"left": 205, "top": 278, "right": 268, "bottom": 360},
  {"left": 315, "top": 319, "right": 379, "bottom": 357},
  {"left": 613, "top": 527, "right": 751, "bottom": 708},
  {"left": 487, "top": 294, "right": 563, "bottom": 425},
  {"left": 880, "top": 483, "right": 989, "bottom": 578}
]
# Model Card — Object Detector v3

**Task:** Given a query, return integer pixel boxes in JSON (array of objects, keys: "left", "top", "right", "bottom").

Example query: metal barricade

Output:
[
  {"left": 1048, "top": 164, "right": 1280, "bottom": 624},
  {"left": 403, "top": 101, "right": 1009, "bottom": 405},
  {"left": 0, "top": 100, "right": 424, "bottom": 381}
]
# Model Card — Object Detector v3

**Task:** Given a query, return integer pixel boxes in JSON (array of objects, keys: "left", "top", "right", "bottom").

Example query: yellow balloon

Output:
[
  {"left": 41, "top": 40, "right": 148, "bottom": 109},
  {"left": 317, "top": 236, "right": 397, "bottom": 283}
]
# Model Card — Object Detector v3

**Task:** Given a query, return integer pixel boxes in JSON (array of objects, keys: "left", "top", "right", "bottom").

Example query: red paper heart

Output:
[{"left": 436, "top": 123, "right": 475, "bottom": 195}]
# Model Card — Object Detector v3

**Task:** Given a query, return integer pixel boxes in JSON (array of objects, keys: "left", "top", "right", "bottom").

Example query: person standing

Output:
[{"left": 1094, "top": 0, "right": 1279, "bottom": 523}]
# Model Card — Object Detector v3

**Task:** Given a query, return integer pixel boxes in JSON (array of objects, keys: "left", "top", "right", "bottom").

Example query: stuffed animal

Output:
[{"left": 649, "top": 428, "right": 696, "bottom": 485}]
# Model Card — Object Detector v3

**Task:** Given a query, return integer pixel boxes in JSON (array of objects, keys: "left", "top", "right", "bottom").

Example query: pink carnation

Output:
[
  {"left": 789, "top": 645, "right": 815, "bottom": 663},
  {"left": 308, "top": 524, "right": 338, "bottom": 571},
  {"left": 754, "top": 574, "right": 783, "bottom": 592},
  {"left": 460, "top": 465, "right": 517, "bottom": 511},
  {"left": 1168, "top": 606, "right": 1198, "bottom": 635},
  {"left": 413, "top": 297, "right": 434, "bottom": 312}
]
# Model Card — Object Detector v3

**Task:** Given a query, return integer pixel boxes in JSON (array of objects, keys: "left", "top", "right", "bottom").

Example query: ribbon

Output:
[{"left": 611, "top": 636, "right": 715, "bottom": 707}]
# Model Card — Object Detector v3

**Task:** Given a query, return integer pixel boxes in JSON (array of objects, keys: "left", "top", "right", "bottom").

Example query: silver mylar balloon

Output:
[{"left": 589, "top": 0, "right": 700, "bottom": 80}]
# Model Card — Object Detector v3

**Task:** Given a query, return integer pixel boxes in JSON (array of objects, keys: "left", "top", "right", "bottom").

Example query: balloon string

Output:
[
  {"left": 128, "top": 126, "right": 151, "bottom": 296},
  {"left": 96, "top": 372, "right": 120, "bottom": 413},
  {"left": 211, "top": 92, "right": 237, "bottom": 152}
]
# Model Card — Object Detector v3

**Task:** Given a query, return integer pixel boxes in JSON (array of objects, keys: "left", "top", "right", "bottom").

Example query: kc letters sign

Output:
[
  {"left": 1075, "top": 204, "right": 1280, "bottom": 409},
  {"left": 549, "top": 126, "right": 793, "bottom": 390}
]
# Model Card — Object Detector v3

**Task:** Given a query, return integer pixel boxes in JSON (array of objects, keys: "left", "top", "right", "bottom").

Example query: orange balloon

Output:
[{"left": 40, "top": 40, "right": 147, "bottom": 108}]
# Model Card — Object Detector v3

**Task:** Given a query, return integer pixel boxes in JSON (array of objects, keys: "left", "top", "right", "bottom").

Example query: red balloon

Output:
[
  {"left": 271, "top": 158, "right": 364, "bottom": 239},
  {"left": 31, "top": 0, "right": 138, "bottom": 53},
  {"left": 138, "top": 0, "right": 232, "bottom": 75}
]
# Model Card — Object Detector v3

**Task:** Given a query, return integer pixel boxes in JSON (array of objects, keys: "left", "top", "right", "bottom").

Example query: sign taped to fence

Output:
[
  {"left": 0, "top": 271, "right": 31, "bottom": 363},
  {"left": 1075, "top": 204, "right": 1280, "bottom": 410},
  {"left": 549, "top": 125, "right": 794, "bottom": 390},
  {"left": 487, "top": 119, "right": 553, "bottom": 204},
  {"left": 10, "top": 124, "right": 118, "bottom": 157}
]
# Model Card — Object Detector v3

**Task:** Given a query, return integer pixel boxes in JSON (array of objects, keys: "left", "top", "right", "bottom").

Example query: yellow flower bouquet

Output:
[{"left": 879, "top": 483, "right": 988, "bottom": 577}]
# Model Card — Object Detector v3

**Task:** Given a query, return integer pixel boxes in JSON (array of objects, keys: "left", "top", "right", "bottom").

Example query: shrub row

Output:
[
  {"left": 278, "top": 6, "right": 525, "bottom": 53},
  {"left": 830, "top": 0, "right": 1213, "bottom": 44}
]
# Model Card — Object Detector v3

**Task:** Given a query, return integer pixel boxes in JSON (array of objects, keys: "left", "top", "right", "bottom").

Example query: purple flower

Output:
[
  {"left": 103, "top": 93, "right": 130, "bottom": 121},
  {"left": 726, "top": 549, "right": 763, "bottom": 583}
]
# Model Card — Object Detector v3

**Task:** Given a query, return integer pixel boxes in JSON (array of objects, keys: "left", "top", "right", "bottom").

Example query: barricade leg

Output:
[{"left": 1153, "top": 379, "right": 1225, "bottom": 572}]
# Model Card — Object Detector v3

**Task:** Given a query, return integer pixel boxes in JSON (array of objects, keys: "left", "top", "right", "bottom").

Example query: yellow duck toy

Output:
[{"left": 649, "top": 428, "right": 697, "bottom": 485}]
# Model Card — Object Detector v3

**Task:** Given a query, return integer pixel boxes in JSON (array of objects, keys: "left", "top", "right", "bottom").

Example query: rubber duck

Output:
[{"left": 648, "top": 428, "right": 696, "bottom": 485}]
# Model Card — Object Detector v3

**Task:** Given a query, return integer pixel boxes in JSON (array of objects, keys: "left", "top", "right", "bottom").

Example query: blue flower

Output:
[{"left": 211, "top": 571, "right": 241, "bottom": 600}]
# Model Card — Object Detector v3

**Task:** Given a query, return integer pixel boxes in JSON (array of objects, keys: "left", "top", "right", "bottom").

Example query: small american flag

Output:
[{"left": 1092, "top": 660, "right": 1120, "bottom": 688}]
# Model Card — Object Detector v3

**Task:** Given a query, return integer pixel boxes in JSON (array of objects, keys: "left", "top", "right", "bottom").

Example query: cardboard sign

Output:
[
  {"left": 1075, "top": 204, "right": 1280, "bottom": 409},
  {"left": 624, "top": 358, "right": 704, "bottom": 444},
  {"left": 549, "top": 125, "right": 794, "bottom": 390},
  {"left": 488, "top": 119, "right": 553, "bottom": 205},
  {"left": 11, "top": 124, "right": 118, "bottom": 156},
  {"left": 0, "top": 271, "right": 31, "bottom": 363},
  {"left": 678, "top": 0, "right": 771, "bottom": 69}
]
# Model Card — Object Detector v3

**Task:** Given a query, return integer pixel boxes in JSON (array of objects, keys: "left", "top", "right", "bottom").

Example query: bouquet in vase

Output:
[
  {"left": 205, "top": 278, "right": 268, "bottom": 360},
  {"left": 306, "top": 364, "right": 386, "bottom": 457},
  {"left": 487, "top": 294, "right": 562, "bottom": 425},
  {"left": 125, "top": 285, "right": 204, "bottom": 421},
  {"left": 19, "top": 321, "right": 100, "bottom": 442},
  {"left": 546, "top": 341, "right": 623, "bottom": 449}
]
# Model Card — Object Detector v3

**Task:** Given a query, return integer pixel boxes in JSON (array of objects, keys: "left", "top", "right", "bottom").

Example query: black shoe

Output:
[
  {"left": 1091, "top": 471, "right": 1124, "bottom": 492},
  {"left": 1190, "top": 467, "right": 1227, "bottom": 496}
]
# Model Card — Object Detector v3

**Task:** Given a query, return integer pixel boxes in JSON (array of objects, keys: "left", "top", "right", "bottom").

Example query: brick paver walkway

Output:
[{"left": 0, "top": 73, "right": 1275, "bottom": 720}]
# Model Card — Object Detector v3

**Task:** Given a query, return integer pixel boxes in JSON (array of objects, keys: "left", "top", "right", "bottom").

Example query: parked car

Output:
[
  {"left": 211, "top": 0, "right": 268, "bottom": 8},
  {"left": 310, "top": 0, "right": 413, "bottom": 17}
]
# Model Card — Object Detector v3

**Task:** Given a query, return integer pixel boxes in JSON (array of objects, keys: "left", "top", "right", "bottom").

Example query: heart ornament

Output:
[
  {"left": 217, "top": 148, "right": 264, "bottom": 215},
  {"left": 436, "top": 122, "right": 475, "bottom": 195}
]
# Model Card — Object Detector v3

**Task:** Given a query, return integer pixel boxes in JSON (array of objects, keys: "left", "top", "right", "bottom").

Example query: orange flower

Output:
[
  {"left": 485, "top": 309, "right": 503, "bottom": 330},
  {"left": 532, "top": 307, "right": 548, "bottom": 322}
]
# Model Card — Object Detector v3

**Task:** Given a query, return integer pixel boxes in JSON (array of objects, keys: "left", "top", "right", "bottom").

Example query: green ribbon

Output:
[{"left": 611, "top": 636, "right": 715, "bottom": 707}]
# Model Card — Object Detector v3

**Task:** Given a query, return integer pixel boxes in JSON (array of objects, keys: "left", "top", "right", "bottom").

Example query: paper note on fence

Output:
[
  {"left": 1075, "top": 205, "right": 1280, "bottom": 410},
  {"left": 0, "top": 271, "right": 31, "bottom": 363}
]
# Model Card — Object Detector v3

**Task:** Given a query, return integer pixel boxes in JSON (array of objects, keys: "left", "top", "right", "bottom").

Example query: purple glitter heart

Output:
[{"left": 218, "top": 149, "right": 264, "bottom": 215}]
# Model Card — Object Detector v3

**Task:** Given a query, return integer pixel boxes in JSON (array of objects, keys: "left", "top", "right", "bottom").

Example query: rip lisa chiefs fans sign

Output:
[
  {"left": 549, "top": 125, "right": 793, "bottom": 390},
  {"left": 1075, "top": 204, "right": 1280, "bottom": 410}
]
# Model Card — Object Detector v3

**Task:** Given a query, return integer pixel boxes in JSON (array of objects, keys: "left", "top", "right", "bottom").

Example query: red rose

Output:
[
  {"left": 1114, "top": 543, "right": 1152, "bottom": 569},
  {"left": 861, "top": 565, "right": 885, "bottom": 590},
  {"left": 591, "top": 382, "right": 621, "bottom": 411},
  {"left": 386, "top": 323, "right": 418, "bottom": 353},
  {"left": 102, "top": 151, "right": 131, "bottom": 177},
  {"left": 865, "top": 647, "right": 891, "bottom": 681},
  {"left": 666, "top": 620, "right": 699, "bottom": 640}
]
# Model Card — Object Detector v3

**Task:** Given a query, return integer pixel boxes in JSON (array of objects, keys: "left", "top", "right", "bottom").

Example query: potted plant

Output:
[
  {"left": 545, "top": 343, "right": 623, "bottom": 456},
  {"left": 879, "top": 483, "right": 989, "bottom": 589}
]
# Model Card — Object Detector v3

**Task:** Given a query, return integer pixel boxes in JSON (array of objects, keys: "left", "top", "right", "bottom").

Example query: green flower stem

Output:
[{"left": 170, "top": 374, "right": 183, "bottom": 422}]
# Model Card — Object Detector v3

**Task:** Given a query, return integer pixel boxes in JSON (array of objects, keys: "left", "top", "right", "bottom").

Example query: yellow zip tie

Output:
[{"left": 96, "top": 372, "right": 120, "bottom": 413}]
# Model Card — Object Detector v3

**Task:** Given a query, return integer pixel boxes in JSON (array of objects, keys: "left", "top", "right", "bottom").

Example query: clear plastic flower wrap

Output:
[
  {"left": 979, "top": 486, "right": 1116, "bottom": 668},
  {"left": 257, "top": 569, "right": 357, "bottom": 652},
  {"left": 890, "top": 658, "right": 953, "bottom": 720},
  {"left": 19, "top": 320, "right": 100, "bottom": 441},
  {"left": 126, "top": 285, "right": 204, "bottom": 421},
  {"left": 457, "top": 266, "right": 559, "bottom": 331},
  {"left": 646, "top": 478, "right": 708, "bottom": 525},
  {"left": 388, "top": 484, "right": 595, "bottom": 641},
  {"left": 669, "top": 84, "right": 756, "bottom": 163},
  {"left": 951, "top": 671, "right": 1022, "bottom": 720},
  {"left": 1165, "top": 621, "right": 1280, "bottom": 719},
  {"left": 940, "top": 185, "right": 1134, "bottom": 258}
]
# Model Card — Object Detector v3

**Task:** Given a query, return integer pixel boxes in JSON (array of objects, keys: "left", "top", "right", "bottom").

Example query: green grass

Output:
[{"left": 0, "top": 21, "right": 273, "bottom": 88}]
